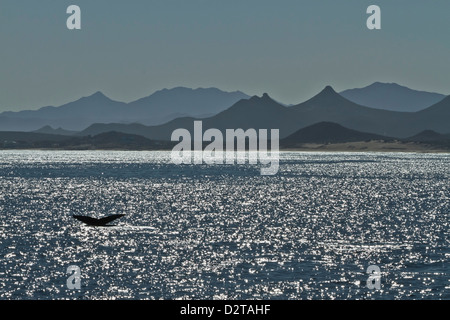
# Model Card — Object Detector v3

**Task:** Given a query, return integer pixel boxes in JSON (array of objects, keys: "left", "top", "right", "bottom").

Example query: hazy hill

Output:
[
  {"left": 128, "top": 87, "right": 250, "bottom": 125},
  {"left": 340, "top": 82, "right": 446, "bottom": 112},
  {"left": 0, "top": 92, "right": 127, "bottom": 131},
  {"left": 281, "top": 122, "right": 391, "bottom": 147},
  {"left": 289, "top": 86, "right": 410, "bottom": 137},
  {"left": 403, "top": 130, "right": 450, "bottom": 142}
]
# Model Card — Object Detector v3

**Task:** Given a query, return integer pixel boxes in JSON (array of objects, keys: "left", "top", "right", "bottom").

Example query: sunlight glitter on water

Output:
[{"left": 0, "top": 151, "right": 448, "bottom": 299}]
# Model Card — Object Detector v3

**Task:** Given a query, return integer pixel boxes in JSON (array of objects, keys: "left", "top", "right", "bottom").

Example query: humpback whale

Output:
[{"left": 72, "top": 214, "right": 125, "bottom": 226}]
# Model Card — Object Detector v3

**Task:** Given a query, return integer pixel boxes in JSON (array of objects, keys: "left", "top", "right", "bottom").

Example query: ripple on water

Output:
[{"left": 0, "top": 151, "right": 448, "bottom": 299}]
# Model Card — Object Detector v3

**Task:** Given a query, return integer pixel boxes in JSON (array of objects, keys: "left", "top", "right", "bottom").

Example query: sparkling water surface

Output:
[{"left": 0, "top": 150, "right": 448, "bottom": 299}]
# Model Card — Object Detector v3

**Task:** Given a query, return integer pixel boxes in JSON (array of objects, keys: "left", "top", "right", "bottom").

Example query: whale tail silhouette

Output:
[{"left": 73, "top": 214, "right": 125, "bottom": 226}]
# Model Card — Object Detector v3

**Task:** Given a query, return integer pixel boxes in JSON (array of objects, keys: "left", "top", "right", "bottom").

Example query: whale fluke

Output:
[{"left": 72, "top": 214, "right": 125, "bottom": 226}]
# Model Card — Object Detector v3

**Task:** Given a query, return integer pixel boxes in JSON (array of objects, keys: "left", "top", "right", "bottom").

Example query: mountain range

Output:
[
  {"left": 0, "top": 83, "right": 449, "bottom": 147},
  {"left": 0, "top": 87, "right": 249, "bottom": 132},
  {"left": 77, "top": 85, "right": 450, "bottom": 140},
  {"left": 0, "top": 82, "right": 447, "bottom": 134}
]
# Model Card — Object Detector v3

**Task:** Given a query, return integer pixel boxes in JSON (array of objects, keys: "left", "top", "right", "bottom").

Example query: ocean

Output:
[{"left": 0, "top": 150, "right": 448, "bottom": 299}]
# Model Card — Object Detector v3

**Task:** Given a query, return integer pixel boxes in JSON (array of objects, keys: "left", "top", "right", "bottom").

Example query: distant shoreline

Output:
[
  {"left": 280, "top": 141, "right": 450, "bottom": 153},
  {"left": 1, "top": 142, "right": 449, "bottom": 154}
]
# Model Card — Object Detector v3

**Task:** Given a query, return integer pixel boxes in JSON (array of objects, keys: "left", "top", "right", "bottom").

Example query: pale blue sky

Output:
[{"left": 0, "top": 0, "right": 449, "bottom": 111}]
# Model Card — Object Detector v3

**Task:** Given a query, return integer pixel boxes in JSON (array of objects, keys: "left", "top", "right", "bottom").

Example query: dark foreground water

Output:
[{"left": 0, "top": 150, "right": 448, "bottom": 300}]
